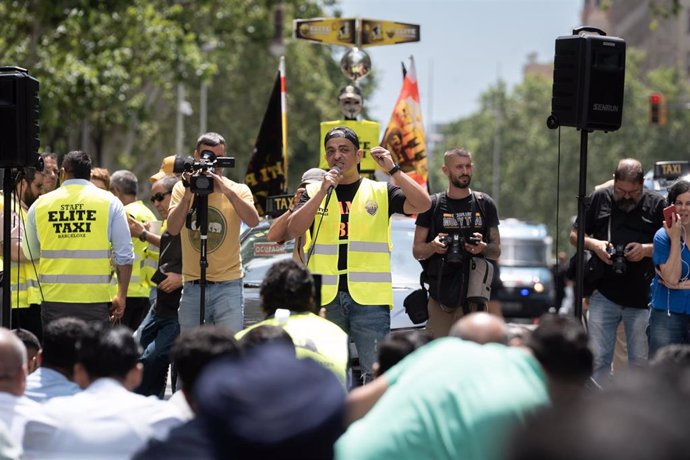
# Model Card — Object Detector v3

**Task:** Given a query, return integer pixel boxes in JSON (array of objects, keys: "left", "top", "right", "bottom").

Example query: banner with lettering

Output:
[
  {"left": 245, "top": 58, "right": 287, "bottom": 217},
  {"left": 381, "top": 56, "right": 428, "bottom": 188}
]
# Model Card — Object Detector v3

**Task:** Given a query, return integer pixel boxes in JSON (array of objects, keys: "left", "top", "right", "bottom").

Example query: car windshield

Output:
[
  {"left": 500, "top": 238, "right": 549, "bottom": 266},
  {"left": 241, "top": 218, "right": 422, "bottom": 286}
]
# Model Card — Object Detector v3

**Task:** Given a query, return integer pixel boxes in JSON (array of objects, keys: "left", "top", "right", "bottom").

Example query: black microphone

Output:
[{"left": 325, "top": 165, "right": 341, "bottom": 204}]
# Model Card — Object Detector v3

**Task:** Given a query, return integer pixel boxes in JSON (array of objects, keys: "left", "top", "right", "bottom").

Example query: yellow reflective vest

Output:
[
  {"left": 0, "top": 194, "right": 36, "bottom": 308},
  {"left": 306, "top": 178, "right": 393, "bottom": 307},
  {"left": 236, "top": 311, "right": 349, "bottom": 386},
  {"left": 124, "top": 200, "right": 157, "bottom": 298},
  {"left": 34, "top": 184, "right": 113, "bottom": 303}
]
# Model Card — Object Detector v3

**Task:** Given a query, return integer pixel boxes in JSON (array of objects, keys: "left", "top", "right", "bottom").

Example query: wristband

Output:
[
  {"left": 387, "top": 164, "right": 402, "bottom": 176},
  {"left": 139, "top": 230, "right": 148, "bottom": 242}
]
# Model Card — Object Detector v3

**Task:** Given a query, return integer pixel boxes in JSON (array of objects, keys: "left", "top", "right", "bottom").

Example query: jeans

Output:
[
  {"left": 648, "top": 308, "right": 690, "bottom": 358},
  {"left": 588, "top": 290, "right": 649, "bottom": 385},
  {"left": 178, "top": 280, "right": 243, "bottom": 333},
  {"left": 135, "top": 308, "right": 180, "bottom": 398},
  {"left": 325, "top": 291, "right": 390, "bottom": 383}
]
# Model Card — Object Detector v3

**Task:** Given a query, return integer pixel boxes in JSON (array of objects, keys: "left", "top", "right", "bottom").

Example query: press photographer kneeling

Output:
[{"left": 413, "top": 147, "right": 501, "bottom": 338}]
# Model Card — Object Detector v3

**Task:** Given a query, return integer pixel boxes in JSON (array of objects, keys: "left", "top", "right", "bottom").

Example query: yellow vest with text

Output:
[
  {"left": 35, "top": 185, "right": 113, "bottom": 303},
  {"left": 306, "top": 178, "right": 392, "bottom": 307},
  {"left": 236, "top": 311, "right": 349, "bottom": 386},
  {"left": 124, "top": 200, "right": 157, "bottom": 298}
]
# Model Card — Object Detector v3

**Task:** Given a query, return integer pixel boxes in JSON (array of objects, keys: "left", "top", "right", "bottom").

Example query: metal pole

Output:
[
  {"left": 2, "top": 171, "right": 13, "bottom": 327},
  {"left": 200, "top": 82, "right": 207, "bottom": 135},
  {"left": 492, "top": 87, "right": 502, "bottom": 206},
  {"left": 574, "top": 129, "right": 589, "bottom": 321}
]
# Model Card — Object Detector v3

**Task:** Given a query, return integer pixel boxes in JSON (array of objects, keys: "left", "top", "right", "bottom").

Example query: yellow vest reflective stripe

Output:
[
  {"left": 35, "top": 185, "right": 113, "bottom": 302},
  {"left": 306, "top": 178, "right": 393, "bottom": 307},
  {"left": 0, "top": 194, "right": 35, "bottom": 308},
  {"left": 236, "top": 312, "right": 349, "bottom": 386},
  {"left": 119, "top": 201, "right": 157, "bottom": 298}
]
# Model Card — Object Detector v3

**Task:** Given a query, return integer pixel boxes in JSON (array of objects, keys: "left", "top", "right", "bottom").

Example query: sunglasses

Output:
[{"left": 150, "top": 191, "right": 171, "bottom": 203}]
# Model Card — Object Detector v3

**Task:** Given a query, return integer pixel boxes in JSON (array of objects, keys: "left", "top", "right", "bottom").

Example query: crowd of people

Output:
[{"left": 1, "top": 126, "right": 690, "bottom": 459}]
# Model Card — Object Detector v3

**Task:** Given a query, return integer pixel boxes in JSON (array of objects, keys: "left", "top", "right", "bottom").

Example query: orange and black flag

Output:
[
  {"left": 381, "top": 56, "right": 428, "bottom": 189},
  {"left": 245, "top": 58, "right": 288, "bottom": 216}
]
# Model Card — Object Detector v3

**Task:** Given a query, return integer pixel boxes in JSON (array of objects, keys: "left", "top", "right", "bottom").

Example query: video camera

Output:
[
  {"left": 440, "top": 233, "right": 481, "bottom": 264},
  {"left": 173, "top": 150, "right": 235, "bottom": 195}
]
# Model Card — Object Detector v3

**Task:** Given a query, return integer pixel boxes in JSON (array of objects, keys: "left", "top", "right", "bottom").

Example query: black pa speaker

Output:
[
  {"left": 0, "top": 67, "right": 40, "bottom": 167},
  {"left": 549, "top": 27, "right": 626, "bottom": 132}
]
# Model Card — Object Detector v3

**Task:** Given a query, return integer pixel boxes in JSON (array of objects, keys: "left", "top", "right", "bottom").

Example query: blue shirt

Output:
[
  {"left": 650, "top": 227, "right": 690, "bottom": 314},
  {"left": 25, "top": 367, "right": 81, "bottom": 404},
  {"left": 22, "top": 179, "right": 134, "bottom": 266}
]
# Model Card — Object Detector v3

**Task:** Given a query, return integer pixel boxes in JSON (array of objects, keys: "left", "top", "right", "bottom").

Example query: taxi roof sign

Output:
[{"left": 653, "top": 161, "right": 690, "bottom": 180}]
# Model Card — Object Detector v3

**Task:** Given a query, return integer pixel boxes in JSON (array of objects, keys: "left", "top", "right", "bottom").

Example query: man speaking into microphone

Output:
[{"left": 288, "top": 126, "right": 430, "bottom": 384}]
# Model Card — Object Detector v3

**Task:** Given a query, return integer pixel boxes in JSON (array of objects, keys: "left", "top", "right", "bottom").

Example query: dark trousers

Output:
[
  {"left": 11, "top": 304, "right": 43, "bottom": 343},
  {"left": 41, "top": 301, "right": 110, "bottom": 329},
  {"left": 121, "top": 297, "right": 151, "bottom": 332},
  {"left": 135, "top": 307, "right": 180, "bottom": 398}
]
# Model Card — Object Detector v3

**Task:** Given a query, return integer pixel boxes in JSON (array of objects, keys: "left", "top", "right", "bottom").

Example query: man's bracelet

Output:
[
  {"left": 387, "top": 164, "right": 402, "bottom": 176},
  {"left": 139, "top": 230, "right": 148, "bottom": 242}
]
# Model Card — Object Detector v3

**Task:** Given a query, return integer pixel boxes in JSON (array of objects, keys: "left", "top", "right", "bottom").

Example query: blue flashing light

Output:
[{"left": 519, "top": 288, "right": 530, "bottom": 297}]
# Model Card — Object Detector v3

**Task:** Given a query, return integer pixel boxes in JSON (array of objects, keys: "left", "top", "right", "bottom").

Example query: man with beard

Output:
[
  {"left": 413, "top": 148, "right": 501, "bottom": 338},
  {"left": 569, "top": 158, "right": 665, "bottom": 385},
  {"left": 0, "top": 168, "right": 44, "bottom": 339},
  {"left": 40, "top": 153, "right": 59, "bottom": 194}
]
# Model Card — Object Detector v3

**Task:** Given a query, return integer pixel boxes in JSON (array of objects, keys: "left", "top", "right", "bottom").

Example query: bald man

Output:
[
  {"left": 0, "top": 328, "right": 42, "bottom": 450},
  {"left": 450, "top": 312, "right": 508, "bottom": 345}
]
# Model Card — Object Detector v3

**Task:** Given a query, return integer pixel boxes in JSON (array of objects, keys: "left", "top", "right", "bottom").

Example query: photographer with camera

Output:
[
  {"left": 569, "top": 158, "right": 665, "bottom": 385},
  {"left": 413, "top": 148, "right": 501, "bottom": 338},
  {"left": 166, "top": 132, "right": 260, "bottom": 333}
]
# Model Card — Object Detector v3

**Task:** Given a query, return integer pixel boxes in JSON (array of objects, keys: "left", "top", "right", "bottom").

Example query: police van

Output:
[{"left": 495, "top": 218, "right": 555, "bottom": 318}]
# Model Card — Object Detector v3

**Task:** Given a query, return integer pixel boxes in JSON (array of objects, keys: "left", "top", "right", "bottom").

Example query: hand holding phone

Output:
[{"left": 664, "top": 204, "right": 677, "bottom": 228}]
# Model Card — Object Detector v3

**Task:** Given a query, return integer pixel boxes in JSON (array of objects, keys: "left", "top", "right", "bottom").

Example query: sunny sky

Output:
[{"left": 327, "top": 0, "right": 583, "bottom": 127}]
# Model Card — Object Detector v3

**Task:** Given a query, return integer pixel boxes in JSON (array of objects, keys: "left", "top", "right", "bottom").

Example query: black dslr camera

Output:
[
  {"left": 173, "top": 150, "right": 235, "bottom": 195},
  {"left": 607, "top": 244, "right": 627, "bottom": 275},
  {"left": 440, "top": 233, "right": 481, "bottom": 264}
]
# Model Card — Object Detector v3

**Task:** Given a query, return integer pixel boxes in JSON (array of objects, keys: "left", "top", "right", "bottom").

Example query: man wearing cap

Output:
[
  {"left": 288, "top": 126, "right": 431, "bottom": 383},
  {"left": 267, "top": 167, "right": 326, "bottom": 264},
  {"left": 166, "top": 132, "right": 260, "bottom": 333}
]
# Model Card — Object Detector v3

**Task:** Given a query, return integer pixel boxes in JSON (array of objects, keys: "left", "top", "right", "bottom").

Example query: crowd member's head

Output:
[
  {"left": 12, "top": 329, "right": 40, "bottom": 374},
  {"left": 195, "top": 343, "right": 346, "bottom": 459},
  {"left": 507, "top": 368, "right": 690, "bottom": 460},
  {"left": 73, "top": 323, "right": 141, "bottom": 390},
  {"left": 238, "top": 325, "right": 295, "bottom": 353},
  {"left": 109, "top": 170, "right": 139, "bottom": 203},
  {"left": 40, "top": 318, "right": 88, "bottom": 379},
  {"left": 443, "top": 147, "right": 473, "bottom": 190},
  {"left": 149, "top": 155, "right": 178, "bottom": 183},
  {"left": 526, "top": 314, "right": 593, "bottom": 402},
  {"left": 61, "top": 151, "right": 92, "bottom": 181},
  {"left": 194, "top": 132, "right": 226, "bottom": 161},
  {"left": 450, "top": 312, "right": 508, "bottom": 345},
  {"left": 90, "top": 167, "right": 111, "bottom": 190},
  {"left": 260, "top": 259, "right": 316, "bottom": 316},
  {"left": 15, "top": 167, "right": 43, "bottom": 207},
  {"left": 373, "top": 330, "right": 432, "bottom": 378},
  {"left": 171, "top": 326, "right": 241, "bottom": 411},
  {"left": 612, "top": 158, "right": 644, "bottom": 213},
  {"left": 40, "top": 152, "right": 59, "bottom": 193},
  {"left": 150, "top": 175, "right": 178, "bottom": 220},
  {"left": 650, "top": 343, "right": 690, "bottom": 369},
  {"left": 0, "top": 328, "right": 28, "bottom": 396}
]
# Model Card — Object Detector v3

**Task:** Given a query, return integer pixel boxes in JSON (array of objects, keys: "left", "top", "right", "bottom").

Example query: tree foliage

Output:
[
  {"left": 0, "top": 0, "right": 356, "bottom": 189},
  {"left": 433, "top": 48, "right": 690, "bottom": 254}
]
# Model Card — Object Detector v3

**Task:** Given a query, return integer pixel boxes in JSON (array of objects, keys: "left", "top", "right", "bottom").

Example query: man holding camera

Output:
[
  {"left": 413, "top": 148, "right": 501, "bottom": 338},
  {"left": 569, "top": 158, "right": 665, "bottom": 385},
  {"left": 166, "top": 132, "right": 260, "bottom": 333}
]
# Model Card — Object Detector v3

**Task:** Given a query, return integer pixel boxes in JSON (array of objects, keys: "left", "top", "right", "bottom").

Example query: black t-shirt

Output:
[
  {"left": 152, "top": 231, "right": 183, "bottom": 318},
  {"left": 574, "top": 187, "right": 666, "bottom": 308},
  {"left": 298, "top": 179, "right": 408, "bottom": 291}
]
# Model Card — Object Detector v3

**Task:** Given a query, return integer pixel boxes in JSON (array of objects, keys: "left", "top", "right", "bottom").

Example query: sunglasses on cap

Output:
[{"left": 150, "top": 191, "right": 171, "bottom": 203}]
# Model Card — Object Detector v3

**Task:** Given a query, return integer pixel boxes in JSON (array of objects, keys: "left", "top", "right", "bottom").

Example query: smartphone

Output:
[{"left": 664, "top": 204, "right": 677, "bottom": 228}]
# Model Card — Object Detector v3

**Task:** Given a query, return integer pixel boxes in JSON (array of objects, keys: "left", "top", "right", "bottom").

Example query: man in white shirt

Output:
[
  {"left": 24, "top": 318, "right": 87, "bottom": 403},
  {"left": 22, "top": 324, "right": 184, "bottom": 459},
  {"left": 0, "top": 328, "right": 43, "bottom": 451}
]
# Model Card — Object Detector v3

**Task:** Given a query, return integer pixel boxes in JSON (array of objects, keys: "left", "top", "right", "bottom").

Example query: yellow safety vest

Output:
[
  {"left": 124, "top": 200, "right": 157, "bottom": 298},
  {"left": 306, "top": 178, "right": 393, "bottom": 307},
  {"left": 236, "top": 311, "right": 349, "bottom": 386},
  {"left": 35, "top": 184, "right": 113, "bottom": 303},
  {"left": 0, "top": 194, "right": 35, "bottom": 308}
]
